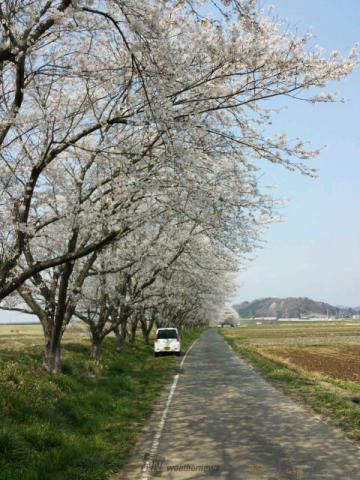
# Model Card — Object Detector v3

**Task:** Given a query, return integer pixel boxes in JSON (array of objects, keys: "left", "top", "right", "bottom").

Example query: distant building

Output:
[{"left": 254, "top": 316, "right": 278, "bottom": 323}]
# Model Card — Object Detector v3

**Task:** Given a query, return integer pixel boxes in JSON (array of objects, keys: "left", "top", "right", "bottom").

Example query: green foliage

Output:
[{"left": 0, "top": 329, "right": 204, "bottom": 480}]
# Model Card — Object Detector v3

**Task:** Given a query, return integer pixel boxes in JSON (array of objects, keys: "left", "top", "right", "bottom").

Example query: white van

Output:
[{"left": 154, "top": 328, "right": 181, "bottom": 357}]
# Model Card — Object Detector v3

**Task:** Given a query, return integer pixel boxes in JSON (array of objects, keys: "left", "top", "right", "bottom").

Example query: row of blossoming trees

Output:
[{"left": 0, "top": 0, "right": 357, "bottom": 373}]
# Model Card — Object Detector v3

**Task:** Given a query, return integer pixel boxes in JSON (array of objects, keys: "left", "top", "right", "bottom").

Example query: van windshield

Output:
[{"left": 157, "top": 330, "right": 178, "bottom": 339}]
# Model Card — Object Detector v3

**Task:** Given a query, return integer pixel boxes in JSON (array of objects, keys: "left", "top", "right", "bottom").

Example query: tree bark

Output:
[
  {"left": 129, "top": 317, "right": 139, "bottom": 345},
  {"left": 42, "top": 330, "right": 51, "bottom": 371},
  {"left": 142, "top": 325, "right": 149, "bottom": 344},
  {"left": 115, "top": 322, "right": 126, "bottom": 352},
  {"left": 43, "top": 334, "right": 62, "bottom": 374},
  {"left": 140, "top": 315, "right": 155, "bottom": 344},
  {"left": 91, "top": 337, "right": 103, "bottom": 360}
]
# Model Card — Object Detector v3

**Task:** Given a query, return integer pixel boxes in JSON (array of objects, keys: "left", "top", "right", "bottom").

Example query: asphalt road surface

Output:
[{"left": 121, "top": 329, "right": 360, "bottom": 480}]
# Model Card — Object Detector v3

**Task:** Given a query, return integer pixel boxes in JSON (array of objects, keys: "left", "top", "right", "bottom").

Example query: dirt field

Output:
[
  {"left": 260, "top": 345, "right": 360, "bottom": 382},
  {"left": 222, "top": 322, "right": 360, "bottom": 383}
]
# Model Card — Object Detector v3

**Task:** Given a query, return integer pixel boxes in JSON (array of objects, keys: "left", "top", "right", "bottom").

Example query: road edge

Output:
[{"left": 113, "top": 336, "right": 200, "bottom": 480}]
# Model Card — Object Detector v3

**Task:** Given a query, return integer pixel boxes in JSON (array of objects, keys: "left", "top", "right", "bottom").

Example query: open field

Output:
[
  {"left": 0, "top": 322, "right": 90, "bottom": 349},
  {"left": 261, "top": 345, "right": 360, "bottom": 383},
  {"left": 220, "top": 322, "right": 360, "bottom": 441},
  {"left": 222, "top": 322, "right": 360, "bottom": 381},
  {"left": 223, "top": 322, "right": 360, "bottom": 344},
  {"left": 0, "top": 324, "right": 205, "bottom": 480},
  {"left": 221, "top": 322, "right": 360, "bottom": 382}
]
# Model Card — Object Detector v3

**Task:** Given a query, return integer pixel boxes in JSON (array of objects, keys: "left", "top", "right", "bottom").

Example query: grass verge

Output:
[
  {"left": 0, "top": 328, "right": 205, "bottom": 480},
  {"left": 220, "top": 331, "right": 360, "bottom": 442}
]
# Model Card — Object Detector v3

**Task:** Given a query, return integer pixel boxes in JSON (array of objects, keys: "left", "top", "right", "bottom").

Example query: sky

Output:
[{"left": 232, "top": 0, "right": 360, "bottom": 307}]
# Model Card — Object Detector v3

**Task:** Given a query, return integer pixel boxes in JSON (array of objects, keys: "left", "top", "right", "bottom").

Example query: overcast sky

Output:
[{"left": 233, "top": 0, "right": 360, "bottom": 307}]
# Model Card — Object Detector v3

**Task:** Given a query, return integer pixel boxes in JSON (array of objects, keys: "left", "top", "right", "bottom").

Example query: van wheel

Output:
[
  {"left": 154, "top": 352, "right": 159, "bottom": 357},
  {"left": 176, "top": 352, "right": 181, "bottom": 357}
]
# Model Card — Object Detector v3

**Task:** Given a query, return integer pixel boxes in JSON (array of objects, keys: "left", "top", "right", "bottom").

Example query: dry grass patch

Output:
[
  {"left": 0, "top": 322, "right": 90, "bottom": 349},
  {"left": 223, "top": 323, "right": 360, "bottom": 346},
  {"left": 250, "top": 335, "right": 360, "bottom": 346}
]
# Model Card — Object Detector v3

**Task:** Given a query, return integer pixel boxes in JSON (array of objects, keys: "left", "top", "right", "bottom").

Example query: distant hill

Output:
[{"left": 233, "top": 297, "right": 355, "bottom": 319}]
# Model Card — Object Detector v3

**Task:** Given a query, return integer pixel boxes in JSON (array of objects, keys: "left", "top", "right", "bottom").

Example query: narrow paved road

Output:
[{"left": 122, "top": 329, "right": 360, "bottom": 480}]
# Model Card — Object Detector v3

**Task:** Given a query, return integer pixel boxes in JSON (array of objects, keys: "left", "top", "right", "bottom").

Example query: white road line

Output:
[{"left": 140, "top": 339, "right": 198, "bottom": 480}]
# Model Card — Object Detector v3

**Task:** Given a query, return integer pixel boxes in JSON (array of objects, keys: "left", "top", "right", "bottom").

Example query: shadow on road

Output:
[{"left": 121, "top": 329, "right": 360, "bottom": 480}]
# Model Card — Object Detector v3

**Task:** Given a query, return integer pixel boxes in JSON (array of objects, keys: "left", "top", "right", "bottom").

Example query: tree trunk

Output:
[
  {"left": 140, "top": 316, "right": 154, "bottom": 344},
  {"left": 43, "top": 235, "right": 78, "bottom": 374},
  {"left": 40, "top": 315, "right": 63, "bottom": 374},
  {"left": 43, "top": 335, "right": 62, "bottom": 374},
  {"left": 142, "top": 326, "right": 149, "bottom": 344},
  {"left": 115, "top": 322, "right": 126, "bottom": 352},
  {"left": 42, "top": 331, "right": 51, "bottom": 371},
  {"left": 129, "top": 317, "right": 138, "bottom": 345},
  {"left": 91, "top": 337, "right": 103, "bottom": 360},
  {"left": 114, "top": 306, "right": 131, "bottom": 352}
]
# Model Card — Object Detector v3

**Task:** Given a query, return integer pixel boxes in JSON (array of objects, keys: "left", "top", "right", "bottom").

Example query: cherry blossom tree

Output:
[
  {"left": 72, "top": 211, "right": 248, "bottom": 361},
  {"left": 0, "top": 1, "right": 358, "bottom": 372},
  {"left": 0, "top": 0, "right": 357, "bottom": 299}
]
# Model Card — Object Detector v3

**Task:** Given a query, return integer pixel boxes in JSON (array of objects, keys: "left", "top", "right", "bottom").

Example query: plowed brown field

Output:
[{"left": 260, "top": 345, "right": 360, "bottom": 382}]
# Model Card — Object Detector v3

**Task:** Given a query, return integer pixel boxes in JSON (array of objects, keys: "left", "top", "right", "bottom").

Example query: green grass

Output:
[
  {"left": 0, "top": 328, "right": 205, "bottom": 480},
  {"left": 221, "top": 332, "right": 360, "bottom": 442}
]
